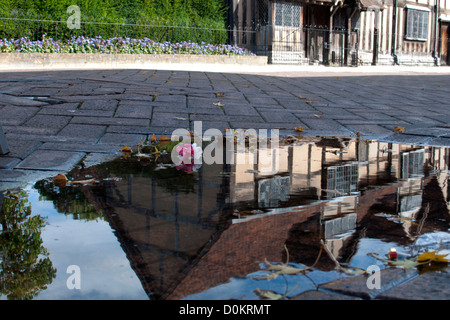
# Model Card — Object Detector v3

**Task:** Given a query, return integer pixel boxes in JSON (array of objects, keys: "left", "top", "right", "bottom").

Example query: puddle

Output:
[{"left": 1, "top": 136, "right": 449, "bottom": 300}]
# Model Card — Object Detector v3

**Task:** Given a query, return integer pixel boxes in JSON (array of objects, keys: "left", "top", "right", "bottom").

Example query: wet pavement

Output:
[{"left": 1, "top": 65, "right": 450, "bottom": 300}]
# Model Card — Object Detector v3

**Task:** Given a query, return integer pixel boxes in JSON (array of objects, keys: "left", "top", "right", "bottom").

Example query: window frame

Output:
[
  {"left": 274, "top": 1, "right": 301, "bottom": 28},
  {"left": 404, "top": 5, "right": 430, "bottom": 42}
]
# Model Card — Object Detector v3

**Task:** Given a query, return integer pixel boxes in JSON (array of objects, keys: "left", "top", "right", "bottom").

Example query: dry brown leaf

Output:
[
  {"left": 393, "top": 126, "right": 406, "bottom": 133},
  {"left": 295, "top": 126, "right": 304, "bottom": 133},
  {"left": 121, "top": 146, "right": 132, "bottom": 153},
  {"left": 70, "top": 178, "right": 96, "bottom": 186},
  {"left": 216, "top": 93, "right": 225, "bottom": 97},
  {"left": 53, "top": 173, "right": 68, "bottom": 187},
  {"left": 150, "top": 134, "right": 157, "bottom": 143}
]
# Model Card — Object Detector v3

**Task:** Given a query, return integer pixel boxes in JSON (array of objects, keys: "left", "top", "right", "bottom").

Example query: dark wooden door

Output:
[{"left": 441, "top": 22, "right": 449, "bottom": 66}]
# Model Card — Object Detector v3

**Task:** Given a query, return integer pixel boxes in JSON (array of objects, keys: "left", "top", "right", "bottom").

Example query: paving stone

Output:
[
  {"left": 230, "top": 121, "right": 300, "bottom": 130},
  {"left": 106, "top": 125, "right": 154, "bottom": 134},
  {"left": 23, "top": 115, "right": 72, "bottom": 131},
  {"left": 223, "top": 105, "right": 259, "bottom": 116},
  {"left": 97, "top": 133, "right": 147, "bottom": 146},
  {"left": 378, "top": 270, "right": 450, "bottom": 300},
  {"left": 291, "top": 289, "right": 361, "bottom": 300},
  {"left": 0, "top": 93, "right": 48, "bottom": 106},
  {"left": 380, "top": 133, "right": 433, "bottom": 145},
  {"left": 115, "top": 104, "right": 153, "bottom": 119},
  {"left": 2, "top": 139, "right": 42, "bottom": 159},
  {"left": 16, "top": 150, "right": 85, "bottom": 171},
  {"left": 320, "top": 268, "right": 419, "bottom": 300},
  {"left": 56, "top": 124, "right": 106, "bottom": 143},
  {"left": 70, "top": 116, "right": 149, "bottom": 126},
  {"left": 151, "top": 112, "right": 189, "bottom": 127},
  {"left": 424, "top": 137, "right": 450, "bottom": 146},
  {"left": 0, "top": 157, "right": 21, "bottom": 169},
  {"left": 343, "top": 124, "right": 394, "bottom": 137},
  {"left": 190, "top": 114, "right": 265, "bottom": 123},
  {"left": 40, "top": 142, "right": 121, "bottom": 154},
  {"left": 259, "top": 110, "right": 299, "bottom": 123},
  {"left": 38, "top": 107, "right": 115, "bottom": 117},
  {"left": 0, "top": 169, "right": 59, "bottom": 191},
  {"left": 0, "top": 105, "right": 40, "bottom": 126},
  {"left": 80, "top": 99, "right": 119, "bottom": 111},
  {"left": 188, "top": 106, "right": 225, "bottom": 115}
]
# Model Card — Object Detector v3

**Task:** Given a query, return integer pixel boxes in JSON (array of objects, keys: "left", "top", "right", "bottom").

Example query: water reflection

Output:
[
  {"left": 4, "top": 137, "right": 450, "bottom": 300},
  {"left": 0, "top": 191, "right": 56, "bottom": 300}
]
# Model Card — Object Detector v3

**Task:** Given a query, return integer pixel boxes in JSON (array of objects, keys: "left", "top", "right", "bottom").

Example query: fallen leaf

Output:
[
  {"left": 216, "top": 93, "right": 225, "bottom": 97},
  {"left": 175, "top": 117, "right": 188, "bottom": 120},
  {"left": 417, "top": 251, "right": 449, "bottom": 263},
  {"left": 135, "top": 152, "right": 151, "bottom": 159},
  {"left": 158, "top": 135, "right": 171, "bottom": 146},
  {"left": 305, "top": 101, "right": 313, "bottom": 104},
  {"left": 368, "top": 253, "right": 420, "bottom": 269},
  {"left": 314, "top": 114, "right": 323, "bottom": 118},
  {"left": 168, "top": 81, "right": 174, "bottom": 84},
  {"left": 70, "top": 178, "right": 96, "bottom": 186},
  {"left": 53, "top": 173, "right": 68, "bottom": 187},
  {"left": 121, "top": 146, "right": 132, "bottom": 153},
  {"left": 213, "top": 101, "right": 224, "bottom": 107},
  {"left": 393, "top": 126, "right": 406, "bottom": 133},
  {"left": 356, "top": 132, "right": 361, "bottom": 137},
  {"left": 295, "top": 126, "right": 304, "bottom": 133},
  {"left": 339, "top": 266, "right": 367, "bottom": 275},
  {"left": 152, "top": 94, "right": 158, "bottom": 102},
  {"left": 299, "top": 96, "right": 307, "bottom": 99},
  {"left": 254, "top": 288, "right": 285, "bottom": 300},
  {"left": 150, "top": 134, "right": 157, "bottom": 143},
  {"left": 159, "top": 135, "right": 171, "bottom": 141}
]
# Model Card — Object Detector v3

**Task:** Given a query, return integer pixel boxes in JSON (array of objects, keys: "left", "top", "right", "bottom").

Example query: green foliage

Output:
[
  {"left": 0, "top": 0, "right": 227, "bottom": 43},
  {"left": 0, "top": 191, "right": 56, "bottom": 300}
]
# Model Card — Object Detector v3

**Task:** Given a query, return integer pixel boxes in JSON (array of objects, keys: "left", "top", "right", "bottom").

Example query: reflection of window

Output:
[
  {"left": 327, "top": 163, "right": 359, "bottom": 197},
  {"left": 258, "top": 176, "right": 290, "bottom": 207},
  {"left": 401, "top": 149, "right": 424, "bottom": 179},
  {"left": 274, "top": 1, "right": 301, "bottom": 27},
  {"left": 405, "top": 6, "right": 429, "bottom": 41}
]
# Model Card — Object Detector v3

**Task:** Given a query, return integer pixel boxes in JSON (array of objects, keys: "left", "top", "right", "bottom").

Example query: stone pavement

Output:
[
  {"left": 0, "top": 66, "right": 450, "bottom": 185},
  {"left": 1, "top": 66, "right": 449, "bottom": 179},
  {"left": 0, "top": 65, "right": 449, "bottom": 300}
]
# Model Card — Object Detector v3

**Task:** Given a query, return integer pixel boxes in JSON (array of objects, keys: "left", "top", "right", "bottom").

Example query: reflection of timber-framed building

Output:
[
  {"left": 225, "top": 0, "right": 450, "bottom": 66},
  {"left": 77, "top": 139, "right": 449, "bottom": 299}
]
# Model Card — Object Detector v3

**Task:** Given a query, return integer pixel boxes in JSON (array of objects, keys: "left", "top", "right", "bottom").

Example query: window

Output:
[
  {"left": 274, "top": 1, "right": 301, "bottom": 27},
  {"left": 405, "top": 6, "right": 430, "bottom": 41}
]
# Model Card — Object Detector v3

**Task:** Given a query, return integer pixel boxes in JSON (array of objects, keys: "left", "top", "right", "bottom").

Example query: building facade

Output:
[{"left": 226, "top": 0, "right": 450, "bottom": 66}]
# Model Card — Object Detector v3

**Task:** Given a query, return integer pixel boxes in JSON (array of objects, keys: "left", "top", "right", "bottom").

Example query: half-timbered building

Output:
[{"left": 226, "top": 0, "right": 450, "bottom": 66}]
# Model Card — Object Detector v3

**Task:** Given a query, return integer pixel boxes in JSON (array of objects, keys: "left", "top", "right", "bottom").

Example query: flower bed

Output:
[{"left": 0, "top": 36, "right": 255, "bottom": 56}]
